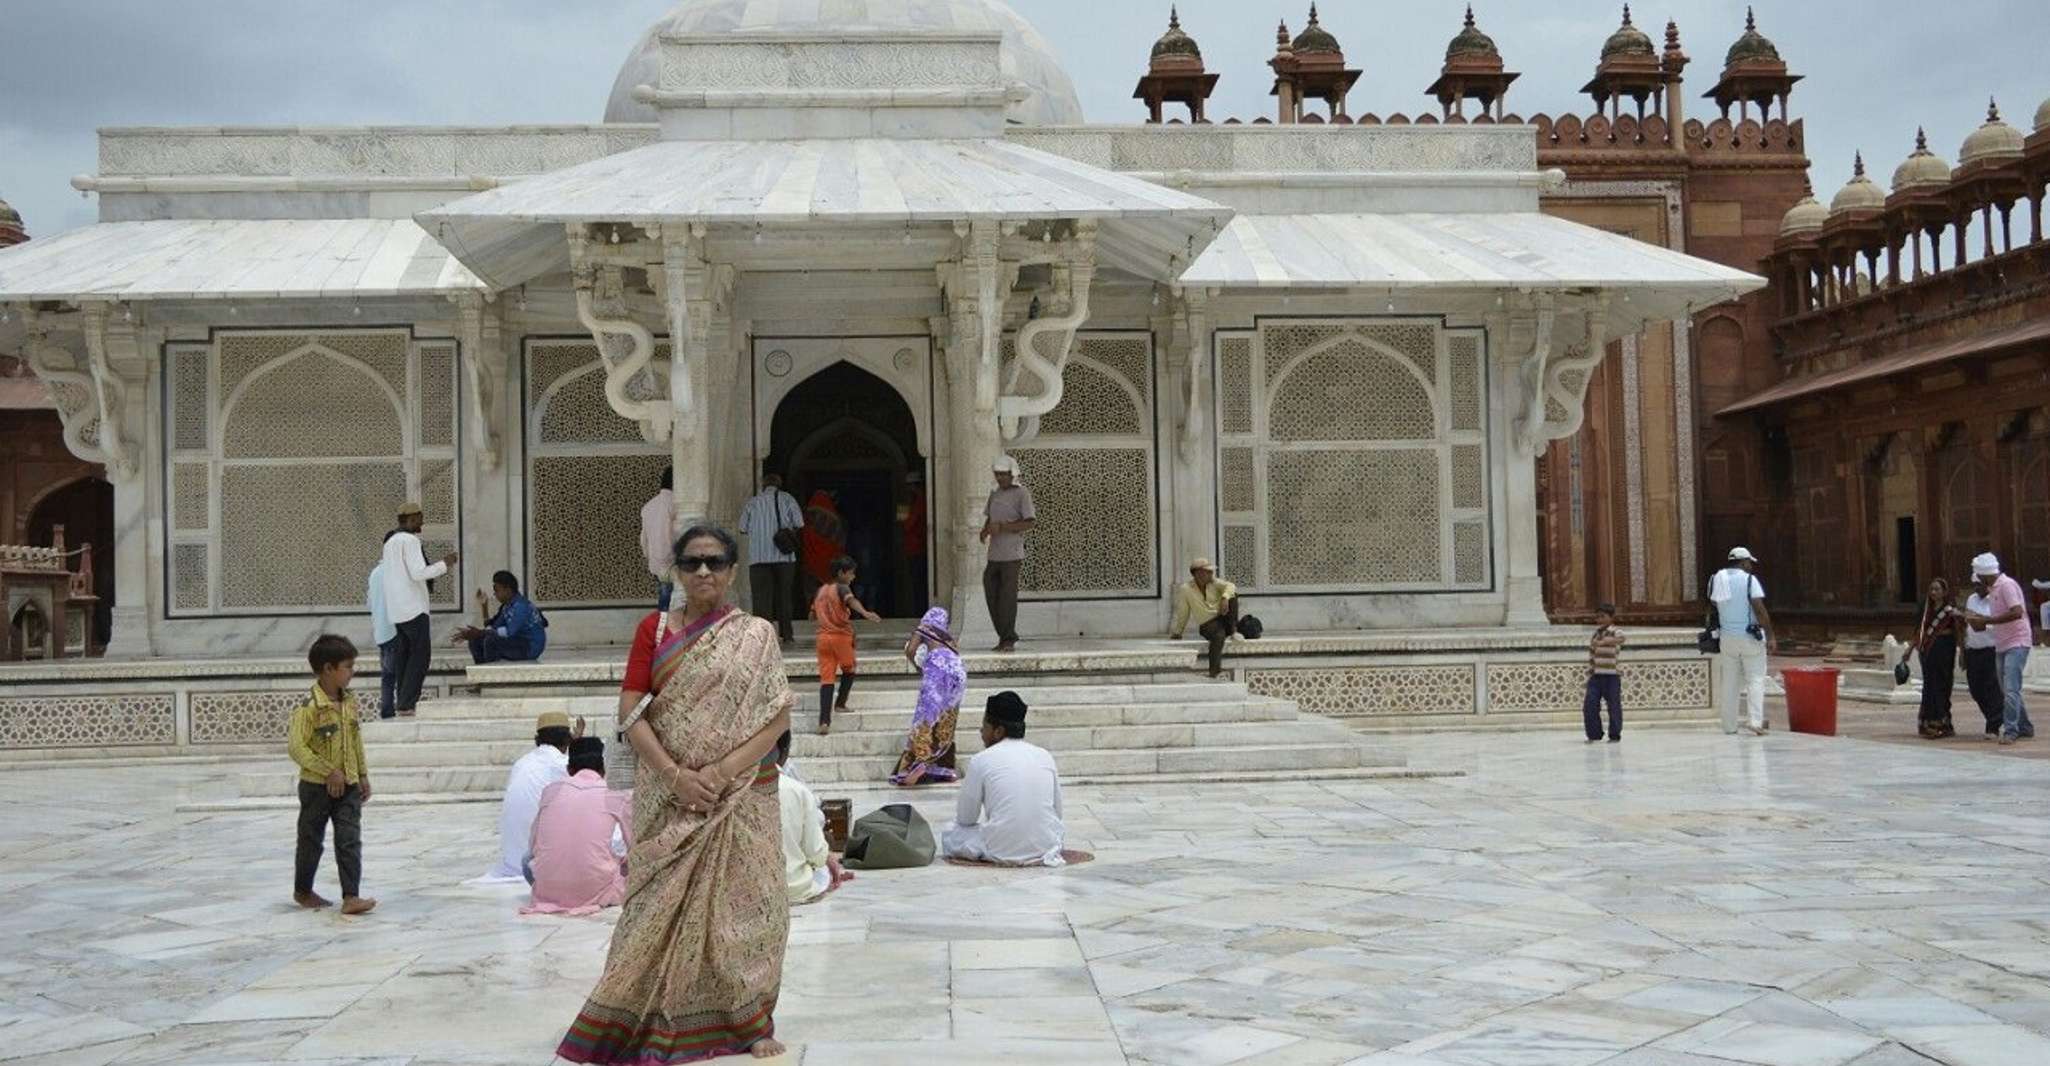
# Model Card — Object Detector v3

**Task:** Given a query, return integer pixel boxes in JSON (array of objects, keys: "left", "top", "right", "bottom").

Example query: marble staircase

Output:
[{"left": 231, "top": 678, "right": 1419, "bottom": 803}]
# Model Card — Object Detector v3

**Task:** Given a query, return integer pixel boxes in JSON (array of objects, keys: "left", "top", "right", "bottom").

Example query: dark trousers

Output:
[
  {"left": 295, "top": 780, "right": 363, "bottom": 897},
  {"left": 749, "top": 562, "right": 797, "bottom": 641},
  {"left": 1963, "top": 646, "right": 2004, "bottom": 734},
  {"left": 1198, "top": 602, "right": 1240, "bottom": 677},
  {"left": 390, "top": 614, "right": 432, "bottom": 712},
  {"left": 376, "top": 639, "right": 399, "bottom": 719},
  {"left": 1918, "top": 636, "right": 1957, "bottom": 734},
  {"left": 1583, "top": 673, "right": 1622, "bottom": 740},
  {"left": 983, "top": 559, "right": 1022, "bottom": 646},
  {"left": 468, "top": 634, "right": 537, "bottom": 665}
]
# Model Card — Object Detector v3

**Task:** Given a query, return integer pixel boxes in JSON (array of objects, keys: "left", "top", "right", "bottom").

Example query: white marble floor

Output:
[{"left": 6, "top": 730, "right": 2049, "bottom": 1066}]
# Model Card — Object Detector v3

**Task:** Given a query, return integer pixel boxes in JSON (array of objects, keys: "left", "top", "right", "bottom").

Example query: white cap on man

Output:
[
  {"left": 1727, "top": 547, "right": 1758, "bottom": 563},
  {"left": 992, "top": 454, "right": 1021, "bottom": 478},
  {"left": 1973, "top": 552, "right": 2001, "bottom": 577}
]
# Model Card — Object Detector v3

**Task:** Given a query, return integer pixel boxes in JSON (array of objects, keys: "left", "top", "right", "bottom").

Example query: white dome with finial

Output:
[
  {"left": 1828, "top": 153, "right": 1885, "bottom": 216},
  {"left": 1890, "top": 128, "right": 1951, "bottom": 192},
  {"left": 1957, "top": 98, "right": 2024, "bottom": 168},
  {"left": 1779, "top": 182, "right": 1826, "bottom": 236},
  {"left": 603, "top": 0, "right": 1083, "bottom": 127}
]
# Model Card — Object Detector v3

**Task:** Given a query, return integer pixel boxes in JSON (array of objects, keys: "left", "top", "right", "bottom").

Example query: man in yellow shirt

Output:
[
  {"left": 287, "top": 634, "right": 376, "bottom": 915},
  {"left": 1169, "top": 558, "right": 1239, "bottom": 678}
]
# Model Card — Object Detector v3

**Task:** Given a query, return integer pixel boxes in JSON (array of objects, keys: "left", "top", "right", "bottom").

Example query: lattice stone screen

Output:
[
  {"left": 525, "top": 339, "right": 673, "bottom": 605},
  {"left": 1216, "top": 319, "right": 1491, "bottom": 592},
  {"left": 1012, "top": 334, "right": 1157, "bottom": 598},
  {"left": 164, "top": 331, "right": 460, "bottom": 615}
]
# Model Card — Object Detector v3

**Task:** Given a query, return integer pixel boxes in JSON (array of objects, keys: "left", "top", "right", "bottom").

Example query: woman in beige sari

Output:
[{"left": 558, "top": 525, "right": 795, "bottom": 1064}]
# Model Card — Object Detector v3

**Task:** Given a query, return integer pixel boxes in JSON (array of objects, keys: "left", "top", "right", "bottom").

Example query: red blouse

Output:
[{"left": 621, "top": 611, "right": 663, "bottom": 693}]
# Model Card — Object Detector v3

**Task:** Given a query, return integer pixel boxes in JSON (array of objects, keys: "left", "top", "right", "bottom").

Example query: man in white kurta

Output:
[
  {"left": 942, "top": 692, "right": 1065, "bottom": 867},
  {"left": 482, "top": 712, "right": 574, "bottom": 881}
]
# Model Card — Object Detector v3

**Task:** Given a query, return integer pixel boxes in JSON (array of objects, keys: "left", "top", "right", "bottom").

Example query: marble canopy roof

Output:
[
  {"left": 1180, "top": 212, "right": 1765, "bottom": 329},
  {"left": 415, "top": 137, "right": 1234, "bottom": 289},
  {"left": 0, "top": 219, "right": 483, "bottom": 302}
]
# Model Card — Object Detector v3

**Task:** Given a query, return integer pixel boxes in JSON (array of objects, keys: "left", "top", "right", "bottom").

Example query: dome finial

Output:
[
  {"left": 1988, "top": 97, "right": 2001, "bottom": 123},
  {"left": 1915, "top": 127, "right": 1928, "bottom": 152},
  {"left": 1308, "top": 2, "right": 1320, "bottom": 27},
  {"left": 1621, "top": 4, "right": 1633, "bottom": 27},
  {"left": 1665, "top": 18, "right": 1682, "bottom": 50},
  {"left": 1276, "top": 18, "right": 1290, "bottom": 47},
  {"left": 1853, "top": 151, "right": 1865, "bottom": 178},
  {"left": 1168, "top": 5, "right": 1180, "bottom": 31},
  {"left": 1745, "top": 6, "right": 1756, "bottom": 32},
  {"left": 1464, "top": 4, "right": 1476, "bottom": 29}
]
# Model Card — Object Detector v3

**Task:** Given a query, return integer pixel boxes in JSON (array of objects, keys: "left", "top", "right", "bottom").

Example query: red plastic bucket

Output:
[{"left": 1782, "top": 666, "right": 1840, "bottom": 736}]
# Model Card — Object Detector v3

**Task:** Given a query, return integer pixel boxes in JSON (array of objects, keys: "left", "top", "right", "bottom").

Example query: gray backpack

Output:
[{"left": 841, "top": 804, "right": 936, "bottom": 869}]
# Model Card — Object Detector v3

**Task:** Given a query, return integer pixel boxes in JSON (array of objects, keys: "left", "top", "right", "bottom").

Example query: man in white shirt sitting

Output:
[
  {"left": 942, "top": 692, "right": 1066, "bottom": 867},
  {"left": 482, "top": 712, "right": 577, "bottom": 882},
  {"left": 775, "top": 731, "right": 849, "bottom": 904},
  {"left": 378, "top": 501, "right": 457, "bottom": 717}
]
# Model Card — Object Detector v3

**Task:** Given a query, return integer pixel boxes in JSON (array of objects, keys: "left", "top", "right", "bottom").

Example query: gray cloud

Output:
[{"left": 2, "top": 1, "right": 2044, "bottom": 242}]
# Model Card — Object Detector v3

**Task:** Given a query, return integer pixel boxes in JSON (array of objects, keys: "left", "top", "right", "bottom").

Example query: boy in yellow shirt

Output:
[{"left": 287, "top": 634, "right": 376, "bottom": 915}]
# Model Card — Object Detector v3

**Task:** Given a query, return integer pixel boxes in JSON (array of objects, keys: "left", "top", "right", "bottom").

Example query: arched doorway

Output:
[
  {"left": 26, "top": 476, "right": 114, "bottom": 648},
  {"left": 765, "top": 362, "right": 927, "bottom": 618}
]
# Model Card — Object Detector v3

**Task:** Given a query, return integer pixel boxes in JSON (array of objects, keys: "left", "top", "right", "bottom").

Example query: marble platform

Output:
[{"left": 6, "top": 726, "right": 2048, "bottom": 1065}]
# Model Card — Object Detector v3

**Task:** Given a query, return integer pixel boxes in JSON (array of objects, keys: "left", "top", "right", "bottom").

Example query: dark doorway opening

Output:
[
  {"left": 764, "top": 361, "right": 928, "bottom": 619},
  {"left": 1896, "top": 516, "right": 1917, "bottom": 605},
  {"left": 27, "top": 476, "right": 115, "bottom": 648}
]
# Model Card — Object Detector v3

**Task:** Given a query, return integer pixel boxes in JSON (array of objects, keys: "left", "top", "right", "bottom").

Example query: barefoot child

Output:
[
  {"left": 288, "top": 634, "right": 377, "bottom": 915},
  {"left": 811, "top": 556, "right": 880, "bottom": 735}
]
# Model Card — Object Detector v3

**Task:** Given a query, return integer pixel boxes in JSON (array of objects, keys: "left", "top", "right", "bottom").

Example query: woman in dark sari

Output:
[
  {"left": 557, "top": 526, "right": 794, "bottom": 1063},
  {"left": 1916, "top": 577, "right": 1962, "bottom": 739}
]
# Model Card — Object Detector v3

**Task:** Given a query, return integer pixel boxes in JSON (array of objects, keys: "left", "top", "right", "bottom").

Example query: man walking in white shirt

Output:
[
  {"left": 379, "top": 501, "right": 456, "bottom": 718},
  {"left": 738, "top": 471, "right": 804, "bottom": 643},
  {"left": 365, "top": 530, "right": 400, "bottom": 719},
  {"left": 942, "top": 691, "right": 1066, "bottom": 867},
  {"left": 1709, "top": 547, "right": 1776, "bottom": 736}
]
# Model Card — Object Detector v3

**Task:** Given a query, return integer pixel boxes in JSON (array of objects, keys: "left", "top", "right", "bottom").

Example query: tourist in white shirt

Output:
[
  {"left": 640, "top": 467, "right": 675, "bottom": 611},
  {"left": 942, "top": 692, "right": 1066, "bottom": 867},
  {"left": 483, "top": 712, "right": 578, "bottom": 882},
  {"left": 365, "top": 530, "right": 400, "bottom": 719},
  {"left": 774, "top": 731, "right": 849, "bottom": 904},
  {"left": 1963, "top": 576, "right": 2006, "bottom": 738},
  {"left": 738, "top": 471, "right": 804, "bottom": 644},
  {"left": 378, "top": 502, "right": 457, "bottom": 717}
]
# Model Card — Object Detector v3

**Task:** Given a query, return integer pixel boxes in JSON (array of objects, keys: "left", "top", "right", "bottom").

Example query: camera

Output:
[{"left": 1745, "top": 624, "right": 1765, "bottom": 640}]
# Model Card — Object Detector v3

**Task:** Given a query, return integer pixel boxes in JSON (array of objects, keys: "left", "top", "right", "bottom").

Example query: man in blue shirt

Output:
[{"left": 454, "top": 570, "right": 547, "bottom": 664}]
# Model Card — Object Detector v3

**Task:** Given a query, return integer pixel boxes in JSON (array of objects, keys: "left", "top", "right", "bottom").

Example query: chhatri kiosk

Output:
[{"left": 0, "top": 0, "right": 1756, "bottom": 743}]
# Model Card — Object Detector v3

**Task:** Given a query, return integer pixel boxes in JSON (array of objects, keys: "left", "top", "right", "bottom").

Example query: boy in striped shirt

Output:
[{"left": 1584, "top": 604, "right": 1624, "bottom": 743}]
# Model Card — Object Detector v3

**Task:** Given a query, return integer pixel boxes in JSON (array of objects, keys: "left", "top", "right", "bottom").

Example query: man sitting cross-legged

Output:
[
  {"left": 942, "top": 691, "right": 1067, "bottom": 867},
  {"left": 522, "top": 736, "right": 633, "bottom": 915},
  {"left": 481, "top": 712, "right": 581, "bottom": 882}
]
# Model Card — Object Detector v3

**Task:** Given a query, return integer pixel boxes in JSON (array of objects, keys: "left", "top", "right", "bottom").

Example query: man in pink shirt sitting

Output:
[
  {"left": 1965, "top": 553, "right": 2037, "bottom": 745},
  {"left": 521, "top": 737, "right": 634, "bottom": 915}
]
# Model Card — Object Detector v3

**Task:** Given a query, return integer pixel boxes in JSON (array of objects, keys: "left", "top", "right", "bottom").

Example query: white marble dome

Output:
[
  {"left": 1828, "top": 153, "right": 1885, "bottom": 216},
  {"left": 1890, "top": 129, "right": 1951, "bottom": 193},
  {"left": 1779, "top": 189, "right": 1826, "bottom": 237},
  {"left": 1956, "top": 99, "right": 2024, "bottom": 169},
  {"left": 604, "top": 0, "right": 1085, "bottom": 127}
]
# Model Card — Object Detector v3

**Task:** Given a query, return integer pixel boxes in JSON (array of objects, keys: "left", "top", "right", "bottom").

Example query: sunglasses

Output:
[{"left": 677, "top": 555, "right": 734, "bottom": 575}]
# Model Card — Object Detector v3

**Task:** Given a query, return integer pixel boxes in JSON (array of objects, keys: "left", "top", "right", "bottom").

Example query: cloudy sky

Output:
[{"left": 1, "top": 1, "right": 2043, "bottom": 239}]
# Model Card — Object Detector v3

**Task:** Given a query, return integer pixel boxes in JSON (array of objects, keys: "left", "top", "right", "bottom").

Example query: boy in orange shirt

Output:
[{"left": 812, "top": 555, "right": 880, "bottom": 735}]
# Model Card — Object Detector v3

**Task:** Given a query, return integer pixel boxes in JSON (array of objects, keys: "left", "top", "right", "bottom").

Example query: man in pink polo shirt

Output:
[
  {"left": 521, "top": 737, "right": 633, "bottom": 915},
  {"left": 1965, "top": 553, "right": 2036, "bottom": 745}
]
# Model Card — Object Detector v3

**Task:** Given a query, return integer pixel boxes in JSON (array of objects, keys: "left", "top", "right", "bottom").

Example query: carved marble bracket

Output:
[
  {"left": 567, "top": 223, "right": 669, "bottom": 443},
  {"left": 1512, "top": 293, "right": 1610, "bottom": 457},
  {"left": 658, "top": 227, "right": 735, "bottom": 446},
  {"left": 22, "top": 302, "right": 141, "bottom": 479},
  {"left": 997, "top": 221, "right": 1099, "bottom": 446},
  {"left": 453, "top": 294, "right": 507, "bottom": 470},
  {"left": 18, "top": 309, "right": 108, "bottom": 471}
]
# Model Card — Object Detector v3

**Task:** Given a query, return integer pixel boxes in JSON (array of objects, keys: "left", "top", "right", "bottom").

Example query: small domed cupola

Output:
[
  {"left": 1957, "top": 98, "right": 2025, "bottom": 171},
  {"left": 1291, "top": 3, "right": 1342, "bottom": 56},
  {"left": 1134, "top": 6, "right": 1218, "bottom": 123},
  {"left": 1828, "top": 153, "right": 1886, "bottom": 217},
  {"left": 1428, "top": 7, "right": 1518, "bottom": 121},
  {"left": 1270, "top": 3, "right": 1360, "bottom": 124},
  {"left": 1723, "top": 6, "right": 1779, "bottom": 67},
  {"left": 1890, "top": 128, "right": 1952, "bottom": 193},
  {"left": 1602, "top": 5, "right": 1655, "bottom": 58},
  {"left": 1778, "top": 179, "right": 1827, "bottom": 238}
]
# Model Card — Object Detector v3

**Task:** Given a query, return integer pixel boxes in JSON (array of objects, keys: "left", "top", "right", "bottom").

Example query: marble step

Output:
[
  {"left": 340, "top": 717, "right": 1339, "bottom": 770},
  {"left": 1344, "top": 708, "right": 1719, "bottom": 734},
  {"left": 235, "top": 740, "right": 1384, "bottom": 796},
  {"left": 408, "top": 681, "right": 1258, "bottom": 721}
]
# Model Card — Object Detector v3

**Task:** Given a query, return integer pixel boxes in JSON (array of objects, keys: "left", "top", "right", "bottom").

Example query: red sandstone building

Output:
[
  {"left": 1135, "top": 5, "right": 1814, "bottom": 623},
  {"left": 1721, "top": 98, "right": 2050, "bottom": 627}
]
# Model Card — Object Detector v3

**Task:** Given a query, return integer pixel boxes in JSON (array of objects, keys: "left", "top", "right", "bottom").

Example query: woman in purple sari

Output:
[{"left": 890, "top": 607, "right": 966, "bottom": 787}]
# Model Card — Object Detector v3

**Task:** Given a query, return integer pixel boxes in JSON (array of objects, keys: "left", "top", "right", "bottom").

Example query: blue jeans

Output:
[
  {"left": 377, "top": 639, "right": 400, "bottom": 718},
  {"left": 468, "top": 634, "right": 539, "bottom": 665},
  {"left": 1999, "top": 647, "right": 2036, "bottom": 739},
  {"left": 1583, "top": 674, "right": 1622, "bottom": 740}
]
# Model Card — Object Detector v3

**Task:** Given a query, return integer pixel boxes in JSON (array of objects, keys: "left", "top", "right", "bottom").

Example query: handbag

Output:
[
  {"left": 841, "top": 803, "right": 936, "bottom": 869},
  {"left": 1892, "top": 660, "right": 1912, "bottom": 686},
  {"left": 1235, "top": 614, "right": 1264, "bottom": 640},
  {"left": 769, "top": 491, "right": 802, "bottom": 555}
]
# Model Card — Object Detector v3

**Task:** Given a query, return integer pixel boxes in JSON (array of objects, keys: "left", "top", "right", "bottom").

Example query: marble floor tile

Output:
[
  {"left": 951, "top": 994, "right": 1115, "bottom": 1040},
  {"left": 1891, "top": 1023, "right": 2050, "bottom": 1065},
  {"left": 1653, "top": 1017, "right": 1885, "bottom": 1066},
  {"left": 951, "top": 937, "right": 1088, "bottom": 970}
]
